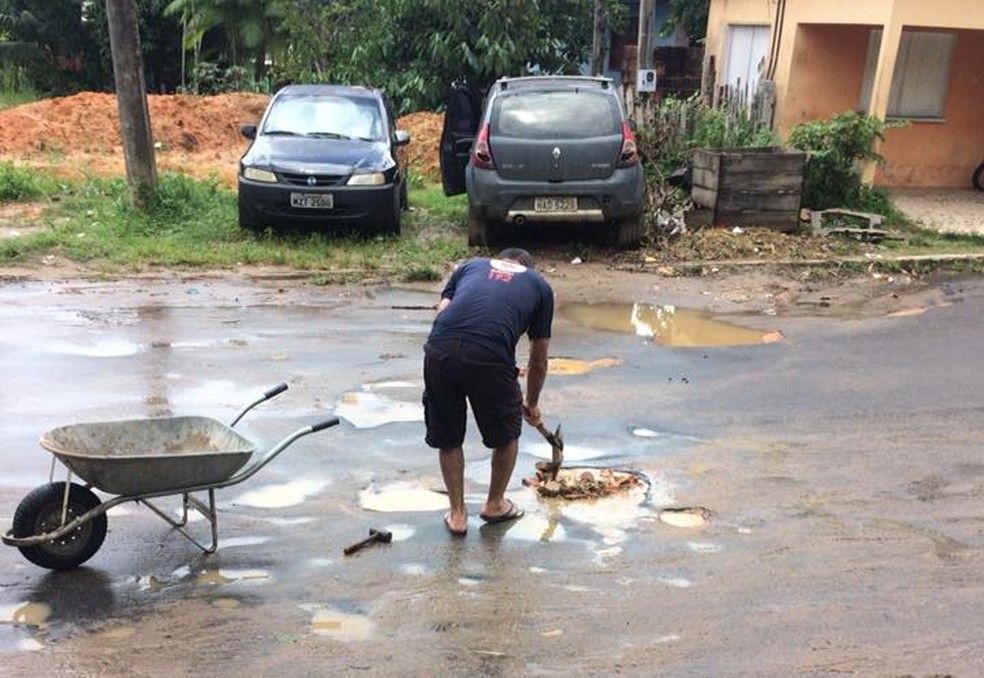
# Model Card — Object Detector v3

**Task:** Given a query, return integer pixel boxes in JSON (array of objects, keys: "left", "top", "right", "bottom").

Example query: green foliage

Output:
[
  {"left": 660, "top": 0, "right": 709, "bottom": 43},
  {"left": 636, "top": 94, "right": 776, "bottom": 178},
  {"left": 0, "top": 63, "right": 36, "bottom": 107},
  {"left": 0, "top": 160, "right": 60, "bottom": 201},
  {"left": 787, "top": 111, "right": 905, "bottom": 211},
  {"left": 273, "top": 0, "right": 598, "bottom": 115},
  {"left": 165, "top": 0, "right": 288, "bottom": 84}
]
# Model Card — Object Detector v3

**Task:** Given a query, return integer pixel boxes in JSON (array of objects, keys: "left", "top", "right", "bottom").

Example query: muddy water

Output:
[{"left": 562, "top": 302, "right": 782, "bottom": 346}]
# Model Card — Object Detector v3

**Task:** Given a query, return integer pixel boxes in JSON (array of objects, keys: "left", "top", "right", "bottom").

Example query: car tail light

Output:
[
  {"left": 471, "top": 124, "right": 495, "bottom": 170},
  {"left": 617, "top": 121, "right": 639, "bottom": 168}
]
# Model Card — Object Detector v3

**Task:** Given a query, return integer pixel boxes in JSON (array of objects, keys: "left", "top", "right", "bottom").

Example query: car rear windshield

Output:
[
  {"left": 263, "top": 93, "right": 385, "bottom": 141},
  {"left": 491, "top": 90, "right": 619, "bottom": 139}
]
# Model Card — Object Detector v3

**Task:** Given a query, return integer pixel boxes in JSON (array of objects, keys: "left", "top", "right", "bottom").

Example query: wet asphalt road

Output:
[{"left": 1, "top": 273, "right": 984, "bottom": 677}]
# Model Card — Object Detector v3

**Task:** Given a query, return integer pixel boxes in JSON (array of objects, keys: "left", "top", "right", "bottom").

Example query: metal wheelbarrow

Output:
[{"left": 2, "top": 383, "right": 338, "bottom": 570}]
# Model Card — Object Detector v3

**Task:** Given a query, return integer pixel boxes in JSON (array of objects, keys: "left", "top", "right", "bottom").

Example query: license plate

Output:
[
  {"left": 290, "top": 192, "right": 334, "bottom": 209},
  {"left": 534, "top": 196, "right": 576, "bottom": 212}
]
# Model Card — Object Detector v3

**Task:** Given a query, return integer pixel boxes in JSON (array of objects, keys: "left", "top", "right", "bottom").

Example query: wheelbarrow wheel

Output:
[{"left": 12, "top": 482, "right": 107, "bottom": 570}]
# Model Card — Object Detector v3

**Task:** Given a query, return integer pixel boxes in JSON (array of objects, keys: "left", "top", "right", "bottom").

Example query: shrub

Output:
[{"left": 787, "top": 111, "right": 905, "bottom": 211}]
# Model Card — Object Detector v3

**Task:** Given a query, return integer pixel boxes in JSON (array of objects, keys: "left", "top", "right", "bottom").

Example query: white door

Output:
[{"left": 724, "top": 25, "right": 772, "bottom": 98}]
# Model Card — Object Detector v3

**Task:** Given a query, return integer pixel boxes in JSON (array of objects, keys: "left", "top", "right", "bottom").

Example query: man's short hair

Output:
[{"left": 497, "top": 248, "right": 535, "bottom": 269}]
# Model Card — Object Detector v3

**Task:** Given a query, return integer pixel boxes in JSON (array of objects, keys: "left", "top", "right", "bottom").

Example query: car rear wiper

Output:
[{"left": 262, "top": 129, "right": 303, "bottom": 136}]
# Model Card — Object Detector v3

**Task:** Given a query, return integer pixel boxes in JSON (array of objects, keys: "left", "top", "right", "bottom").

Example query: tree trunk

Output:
[
  {"left": 106, "top": 0, "right": 157, "bottom": 209},
  {"left": 591, "top": 0, "right": 606, "bottom": 76}
]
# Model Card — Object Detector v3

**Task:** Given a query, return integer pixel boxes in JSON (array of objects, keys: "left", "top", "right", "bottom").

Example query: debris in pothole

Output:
[{"left": 524, "top": 466, "right": 647, "bottom": 500}]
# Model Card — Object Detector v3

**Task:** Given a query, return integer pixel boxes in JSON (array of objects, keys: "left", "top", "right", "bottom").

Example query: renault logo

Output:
[
  {"left": 552, "top": 147, "right": 561, "bottom": 160},
  {"left": 306, "top": 176, "right": 317, "bottom": 186}
]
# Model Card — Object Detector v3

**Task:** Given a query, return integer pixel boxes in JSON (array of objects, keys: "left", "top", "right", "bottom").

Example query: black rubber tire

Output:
[
  {"left": 238, "top": 201, "right": 264, "bottom": 233},
  {"left": 467, "top": 212, "right": 489, "bottom": 247},
  {"left": 12, "top": 482, "right": 107, "bottom": 570},
  {"left": 377, "top": 191, "right": 402, "bottom": 237},
  {"left": 973, "top": 163, "right": 984, "bottom": 191},
  {"left": 612, "top": 215, "right": 643, "bottom": 249},
  {"left": 467, "top": 211, "right": 504, "bottom": 248}
]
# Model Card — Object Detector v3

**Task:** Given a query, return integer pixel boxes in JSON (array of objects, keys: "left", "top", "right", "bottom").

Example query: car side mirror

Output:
[
  {"left": 240, "top": 124, "right": 257, "bottom": 140},
  {"left": 394, "top": 129, "right": 411, "bottom": 146}
]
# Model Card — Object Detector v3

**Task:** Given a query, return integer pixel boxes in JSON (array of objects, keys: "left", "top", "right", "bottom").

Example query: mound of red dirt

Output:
[{"left": 0, "top": 92, "right": 443, "bottom": 187}]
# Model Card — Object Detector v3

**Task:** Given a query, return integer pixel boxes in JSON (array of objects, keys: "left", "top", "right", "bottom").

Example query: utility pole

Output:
[
  {"left": 106, "top": 0, "right": 157, "bottom": 209},
  {"left": 591, "top": 0, "right": 606, "bottom": 76},
  {"left": 637, "top": 0, "right": 653, "bottom": 70}
]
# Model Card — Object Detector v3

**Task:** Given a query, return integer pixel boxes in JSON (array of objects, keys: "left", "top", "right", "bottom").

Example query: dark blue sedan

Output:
[{"left": 238, "top": 84, "right": 410, "bottom": 236}]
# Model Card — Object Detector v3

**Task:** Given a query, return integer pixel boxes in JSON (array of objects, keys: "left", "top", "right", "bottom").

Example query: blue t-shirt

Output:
[{"left": 427, "top": 257, "right": 554, "bottom": 367}]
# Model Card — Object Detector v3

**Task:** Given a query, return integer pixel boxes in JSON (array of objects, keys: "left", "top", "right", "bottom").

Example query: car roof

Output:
[
  {"left": 274, "top": 84, "right": 383, "bottom": 101},
  {"left": 493, "top": 75, "right": 613, "bottom": 92}
]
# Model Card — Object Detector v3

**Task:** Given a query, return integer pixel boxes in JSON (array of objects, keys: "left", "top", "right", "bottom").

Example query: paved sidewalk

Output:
[{"left": 890, "top": 188, "right": 984, "bottom": 236}]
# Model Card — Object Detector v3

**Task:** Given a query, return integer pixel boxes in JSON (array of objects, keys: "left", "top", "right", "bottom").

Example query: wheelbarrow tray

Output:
[{"left": 39, "top": 416, "right": 256, "bottom": 496}]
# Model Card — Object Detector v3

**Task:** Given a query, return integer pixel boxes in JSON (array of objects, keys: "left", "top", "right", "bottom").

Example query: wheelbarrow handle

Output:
[
  {"left": 228, "top": 382, "right": 290, "bottom": 427},
  {"left": 311, "top": 417, "right": 340, "bottom": 433},
  {"left": 264, "top": 383, "right": 289, "bottom": 399}
]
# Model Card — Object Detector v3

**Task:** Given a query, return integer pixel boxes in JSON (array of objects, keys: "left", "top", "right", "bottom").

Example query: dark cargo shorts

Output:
[{"left": 422, "top": 338, "right": 522, "bottom": 450}]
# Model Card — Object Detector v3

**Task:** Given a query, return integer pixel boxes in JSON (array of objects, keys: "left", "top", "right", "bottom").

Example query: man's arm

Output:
[{"left": 523, "top": 337, "right": 550, "bottom": 426}]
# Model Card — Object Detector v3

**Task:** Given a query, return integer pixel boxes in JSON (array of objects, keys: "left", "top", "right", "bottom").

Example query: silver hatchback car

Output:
[{"left": 439, "top": 76, "right": 645, "bottom": 247}]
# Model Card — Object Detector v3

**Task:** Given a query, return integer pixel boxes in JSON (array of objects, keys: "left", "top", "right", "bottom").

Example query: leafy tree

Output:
[
  {"left": 0, "top": 0, "right": 104, "bottom": 91},
  {"left": 85, "top": 0, "right": 185, "bottom": 94},
  {"left": 164, "top": 0, "right": 288, "bottom": 86},
  {"left": 277, "top": 0, "right": 601, "bottom": 115},
  {"left": 660, "top": 0, "right": 709, "bottom": 44}
]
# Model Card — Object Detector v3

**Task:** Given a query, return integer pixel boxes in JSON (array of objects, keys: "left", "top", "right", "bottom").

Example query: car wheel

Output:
[
  {"left": 612, "top": 215, "right": 643, "bottom": 249},
  {"left": 467, "top": 212, "right": 499, "bottom": 247},
  {"left": 378, "top": 191, "right": 401, "bottom": 237},
  {"left": 238, "top": 201, "right": 264, "bottom": 233}
]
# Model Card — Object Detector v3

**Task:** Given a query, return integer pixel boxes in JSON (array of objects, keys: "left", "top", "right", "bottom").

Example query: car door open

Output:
[{"left": 439, "top": 85, "right": 481, "bottom": 196}]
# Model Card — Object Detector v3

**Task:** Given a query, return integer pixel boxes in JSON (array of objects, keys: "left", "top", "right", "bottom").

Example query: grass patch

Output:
[
  {"left": 0, "top": 161, "right": 62, "bottom": 201},
  {"left": 0, "top": 170, "right": 471, "bottom": 279},
  {"left": 1, "top": 167, "right": 981, "bottom": 279}
]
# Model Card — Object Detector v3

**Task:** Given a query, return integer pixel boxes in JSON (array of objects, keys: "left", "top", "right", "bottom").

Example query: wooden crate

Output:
[{"left": 690, "top": 147, "right": 806, "bottom": 232}]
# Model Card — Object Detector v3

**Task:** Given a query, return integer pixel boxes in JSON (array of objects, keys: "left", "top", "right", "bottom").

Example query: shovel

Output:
[{"left": 532, "top": 421, "right": 564, "bottom": 481}]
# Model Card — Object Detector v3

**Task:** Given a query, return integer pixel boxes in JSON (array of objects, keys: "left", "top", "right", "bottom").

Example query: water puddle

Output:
[
  {"left": 358, "top": 482, "right": 447, "bottom": 512},
  {"left": 195, "top": 568, "right": 271, "bottom": 585},
  {"left": 562, "top": 302, "right": 782, "bottom": 347},
  {"left": 886, "top": 302, "right": 953, "bottom": 317},
  {"left": 334, "top": 390, "right": 423, "bottom": 429},
  {"left": 234, "top": 479, "right": 328, "bottom": 509},
  {"left": 659, "top": 507, "right": 712, "bottom": 528},
  {"left": 0, "top": 602, "right": 52, "bottom": 628},
  {"left": 543, "top": 357, "right": 623, "bottom": 376},
  {"left": 45, "top": 338, "right": 144, "bottom": 357},
  {"left": 302, "top": 604, "right": 373, "bottom": 641},
  {"left": 221, "top": 536, "right": 270, "bottom": 548}
]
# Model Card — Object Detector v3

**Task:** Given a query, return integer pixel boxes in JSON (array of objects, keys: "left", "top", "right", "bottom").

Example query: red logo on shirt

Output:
[{"left": 488, "top": 258, "right": 525, "bottom": 283}]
